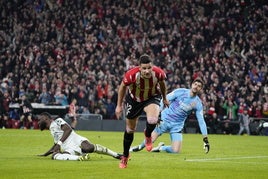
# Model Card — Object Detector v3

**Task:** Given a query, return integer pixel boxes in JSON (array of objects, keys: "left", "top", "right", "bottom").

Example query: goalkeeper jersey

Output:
[{"left": 160, "top": 88, "right": 208, "bottom": 135}]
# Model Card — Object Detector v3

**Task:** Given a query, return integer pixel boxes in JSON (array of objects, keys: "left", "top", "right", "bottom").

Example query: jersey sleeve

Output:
[
  {"left": 122, "top": 67, "right": 139, "bottom": 86},
  {"left": 54, "top": 118, "right": 67, "bottom": 127},
  {"left": 153, "top": 66, "right": 167, "bottom": 81},
  {"left": 195, "top": 101, "right": 208, "bottom": 135},
  {"left": 160, "top": 88, "right": 180, "bottom": 110}
]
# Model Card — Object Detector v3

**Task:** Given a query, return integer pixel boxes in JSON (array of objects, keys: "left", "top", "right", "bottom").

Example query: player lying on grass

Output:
[
  {"left": 130, "top": 78, "right": 210, "bottom": 154},
  {"left": 37, "top": 112, "right": 122, "bottom": 161}
]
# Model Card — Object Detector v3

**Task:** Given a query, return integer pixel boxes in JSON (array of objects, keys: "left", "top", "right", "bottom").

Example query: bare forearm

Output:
[
  {"left": 60, "top": 124, "right": 72, "bottom": 143},
  {"left": 117, "top": 83, "right": 126, "bottom": 106},
  {"left": 159, "top": 80, "right": 167, "bottom": 100}
]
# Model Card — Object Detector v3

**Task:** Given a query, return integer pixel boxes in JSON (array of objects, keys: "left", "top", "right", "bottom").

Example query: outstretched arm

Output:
[
  {"left": 196, "top": 105, "right": 210, "bottom": 154},
  {"left": 37, "top": 144, "right": 58, "bottom": 157},
  {"left": 38, "top": 123, "right": 72, "bottom": 157}
]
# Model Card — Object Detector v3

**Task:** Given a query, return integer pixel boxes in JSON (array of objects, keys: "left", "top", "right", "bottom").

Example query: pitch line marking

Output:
[{"left": 185, "top": 156, "right": 268, "bottom": 162}]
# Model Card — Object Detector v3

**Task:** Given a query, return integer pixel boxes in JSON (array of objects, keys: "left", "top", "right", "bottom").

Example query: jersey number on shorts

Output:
[{"left": 125, "top": 103, "right": 132, "bottom": 116}]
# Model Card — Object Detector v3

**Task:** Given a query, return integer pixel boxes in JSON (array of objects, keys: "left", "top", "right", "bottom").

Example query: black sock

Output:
[
  {"left": 145, "top": 122, "right": 156, "bottom": 137},
  {"left": 123, "top": 131, "right": 133, "bottom": 157}
]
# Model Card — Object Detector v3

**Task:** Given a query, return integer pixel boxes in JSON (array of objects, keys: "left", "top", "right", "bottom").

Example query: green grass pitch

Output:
[{"left": 0, "top": 129, "right": 267, "bottom": 179}]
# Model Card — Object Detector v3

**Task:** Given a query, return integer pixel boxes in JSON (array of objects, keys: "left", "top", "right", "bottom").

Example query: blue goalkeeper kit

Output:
[{"left": 160, "top": 88, "right": 208, "bottom": 136}]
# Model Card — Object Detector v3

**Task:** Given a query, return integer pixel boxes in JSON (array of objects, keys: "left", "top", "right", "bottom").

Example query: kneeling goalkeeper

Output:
[{"left": 130, "top": 78, "right": 210, "bottom": 154}]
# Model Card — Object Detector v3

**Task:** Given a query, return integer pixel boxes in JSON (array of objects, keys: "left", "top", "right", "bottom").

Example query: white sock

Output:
[
  {"left": 53, "top": 153, "right": 80, "bottom": 161},
  {"left": 94, "top": 144, "right": 117, "bottom": 157}
]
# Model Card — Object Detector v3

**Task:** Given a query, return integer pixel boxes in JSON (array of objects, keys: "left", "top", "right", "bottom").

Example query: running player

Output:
[{"left": 115, "top": 54, "right": 169, "bottom": 168}]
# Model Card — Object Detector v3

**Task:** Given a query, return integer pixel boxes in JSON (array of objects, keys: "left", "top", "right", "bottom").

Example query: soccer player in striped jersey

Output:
[
  {"left": 115, "top": 54, "right": 169, "bottom": 168},
  {"left": 130, "top": 78, "right": 210, "bottom": 154},
  {"left": 37, "top": 112, "right": 122, "bottom": 161}
]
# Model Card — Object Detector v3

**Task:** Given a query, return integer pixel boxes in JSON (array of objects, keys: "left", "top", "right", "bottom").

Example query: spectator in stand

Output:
[
  {"left": 251, "top": 101, "right": 263, "bottom": 118},
  {"left": 75, "top": 85, "right": 89, "bottom": 113},
  {"left": 222, "top": 99, "right": 239, "bottom": 121},
  {"left": 96, "top": 80, "right": 108, "bottom": 100},
  {"left": 262, "top": 98, "right": 268, "bottom": 118},
  {"left": 0, "top": 0, "right": 267, "bottom": 134},
  {"left": 68, "top": 98, "right": 77, "bottom": 129},
  {"left": 19, "top": 94, "right": 34, "bottom": 129},
  {"left": 78, "top": 106, "right": 91, "bottom": 120},
  {"left": 54, "top": 88, "right": 68, "bottom": 106},
  {"left": 237, "top": 98, "right": 248, "bottom": 118},
  {"left": 38, "top": 85, "right": 53, "bottom": 105},
  {"left": 103, "top": 98, "right": 116, "bottom": 119},
  {"left": 2, "top": 91, "right": 11, "bottom": 127},
  {"left": 9, "top": 109, "right": 20, "bottom": 128},
  {"left": 237, "top": 108, "right": 251, "bottom": 135}
]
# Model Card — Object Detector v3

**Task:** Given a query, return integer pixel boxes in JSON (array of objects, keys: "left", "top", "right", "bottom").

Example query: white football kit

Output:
[{"left": 49, "top": 117, "right": 89, "bottom": 155}]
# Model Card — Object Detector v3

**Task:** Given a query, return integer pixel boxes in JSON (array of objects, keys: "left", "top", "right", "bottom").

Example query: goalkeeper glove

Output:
[{"left": 203, "top": 137, "right": 210, "bottom": 154}]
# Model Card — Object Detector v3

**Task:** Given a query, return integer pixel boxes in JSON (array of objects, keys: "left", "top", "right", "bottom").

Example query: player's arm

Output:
[
  {"left": 38, "top": 123, "right": 72, "bottom": 156},
  {"left": 158, "top": 80, "right": 169, "bottom": 108},
  {"left": 52, "top": 123, "right": 72, "bottom": 152},
  {"left": 115, "top": 81, "right": 127, "bottom": 119},
  {"left": 195, "top": 104, "right": 210, "bottom": 154},
  {"left": 37, "top": 144, "right": 57, "bottom": 157},
  {"left": 59, "top": 123, "right": 72, "bottom": 142}
]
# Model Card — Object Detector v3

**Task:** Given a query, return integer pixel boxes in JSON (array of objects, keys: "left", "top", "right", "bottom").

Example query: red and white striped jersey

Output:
[{"left": 123, "top": 66, "right": 166, "bottom": 102}]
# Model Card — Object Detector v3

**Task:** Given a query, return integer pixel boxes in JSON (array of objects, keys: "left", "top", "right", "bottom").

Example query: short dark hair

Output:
[
  {"left": 192, "top": 77, "right": 204, "bottom": 88},
  {"left": 139, "top": 54, "right": 151, "bottom": 64}
]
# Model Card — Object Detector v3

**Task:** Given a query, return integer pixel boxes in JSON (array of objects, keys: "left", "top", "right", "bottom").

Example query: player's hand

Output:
[
  {"left": 37, "top": 154, "right": 46, "bottom": 157},
  {"left": 162, "top": 99, "right": 170, "bottom": 108},
  {"left": 203, "top": 137, "right": 210, "bottom": 154},
  {"left": 115, "top": 106, "right": 123, "bottom": 120},
  {"left": 52, "top": 144, "right": 61, "bottom": 153}
]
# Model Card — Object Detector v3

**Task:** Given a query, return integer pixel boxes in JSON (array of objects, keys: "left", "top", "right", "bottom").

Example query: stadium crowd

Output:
[{"left": 0, "top": 0, "right": 267, "bottom": 134}]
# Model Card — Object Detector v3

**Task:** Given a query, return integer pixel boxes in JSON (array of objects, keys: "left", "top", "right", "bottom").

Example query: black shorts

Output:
[{"left": 125, "top": 93, "right": 161, "bottom": 119}]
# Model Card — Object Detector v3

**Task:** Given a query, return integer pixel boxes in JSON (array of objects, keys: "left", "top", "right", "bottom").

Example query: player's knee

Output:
[
  {"left": 81, "top": 142, "right": 95, "bottom": 153},
  {"left": 171, "top": 146, "right": 181, "bottom": 153},
  {"left": 126, "top": 126, "right": 135, "bottom": 133},
  {"left": 147, "top": 117, "right": 158, "bottom": 124},
  {"left": 171, "top": 149, "right": 180, "bottom": 153}
]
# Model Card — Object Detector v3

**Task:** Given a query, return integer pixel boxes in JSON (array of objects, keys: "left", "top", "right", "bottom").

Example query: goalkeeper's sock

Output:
[{"left": 53, "top": 153, "right": 80, "bottom": 160}]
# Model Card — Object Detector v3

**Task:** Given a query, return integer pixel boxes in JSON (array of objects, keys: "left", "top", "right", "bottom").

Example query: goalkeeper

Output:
[{"left": 130, "top": 78, "right": 210, "bottom": 154}]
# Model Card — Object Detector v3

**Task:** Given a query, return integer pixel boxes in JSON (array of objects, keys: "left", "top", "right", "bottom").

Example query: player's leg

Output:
[
  {"left": 130, "top": 124, "right": 162, "bottom": 152},
  {"left": 81, "top": 140, "right": 121, "bottom": 159},
  {"left": 119, "top": 118, "right": 138, "bottom": 168},
  {"left": 154, "top": 132, "right": 182, "bottom": 153},
  {"left": 52, "top": 152, "right": 89, "bottom": 161},
  {"left": 245, "top": 126, "right": 250, "bottom": 135},
  {"left": 27, "top": 115, "right": 33, "bottom": 129},
  {"left": 237, "top": 125, "right": 244, "bottom": 135},
  {"left": 20, "top": 115, "right": 25, "bottom": 129},
  {"left": 122, "top": 118, "right": 138, "bottom": 156},
  {"left": 143, "top": 103, "right": 160, "bottom": 151}
]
